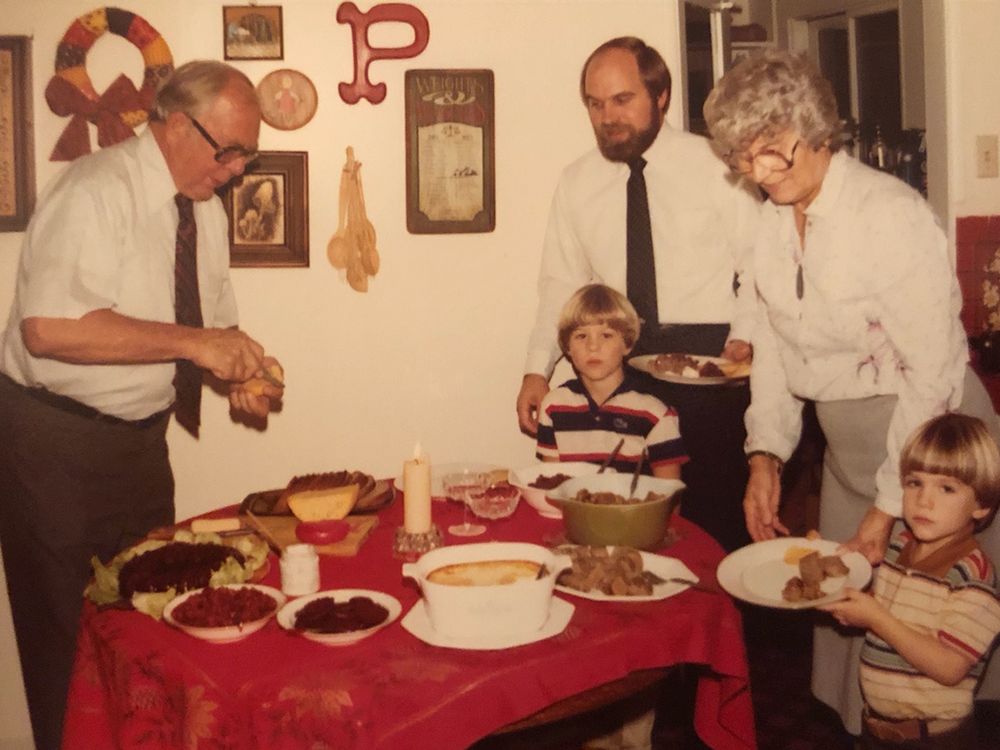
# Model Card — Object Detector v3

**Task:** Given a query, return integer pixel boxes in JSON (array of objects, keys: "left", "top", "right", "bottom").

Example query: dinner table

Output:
[{"left": 60, "top": 483, "right": 756, "bottom": 750}]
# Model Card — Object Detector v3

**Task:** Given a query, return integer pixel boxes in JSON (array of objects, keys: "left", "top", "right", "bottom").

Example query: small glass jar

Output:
[{"left": 280, "top": 543, "right": 320, "bottom": 596}]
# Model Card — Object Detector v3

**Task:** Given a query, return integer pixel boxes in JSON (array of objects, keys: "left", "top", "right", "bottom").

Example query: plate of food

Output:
[
  {"left": 276, "top": 589, "right": 401, "bottom": 646},
  {"left": 629, "top": 353, "right": 750, "bottom": 385},
  {"left": 717, "top": 537, "right": 871, "bottom": 609},
  {"left": 393, "top": 463, "right": 507, "bottom": 500},
  {"left": 554, "top": 545, "right": 699, "bottom": 602},
  {"left": 163, "top": 583, "right": 285, "bottom": 643}
]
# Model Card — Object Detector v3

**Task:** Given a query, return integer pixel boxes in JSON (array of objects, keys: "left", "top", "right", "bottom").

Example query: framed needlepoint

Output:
[
  {"left": 221, "top": 151, "right": 309, "bottom": 267},
  {"left": 405, "top": 69, "right": 495, "bottom": 234},
  {"left": 223, "top": 5, "right": 283, "bottom": 61}
]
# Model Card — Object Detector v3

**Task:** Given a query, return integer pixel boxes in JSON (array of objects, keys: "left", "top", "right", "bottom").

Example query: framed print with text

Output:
[
  {"left": 222, "top": 151, "right": 308, "bottom": 267},
  {"left": 0, "top": 36, "right": 35, "bottom": 232},
  {"left": 405, "top": 69, "right": 495, "bottom": 234}
]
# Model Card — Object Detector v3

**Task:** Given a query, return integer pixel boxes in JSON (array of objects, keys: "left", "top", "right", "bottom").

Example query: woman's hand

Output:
[
  {"left": 838, "top": 507, "right": 894, "bottom": 564},
  {"left": 743, "top": 454, "right": 787, "bottom": 540},
  {"left": 820, "top": 588, "right": 882, "bottom": 629},
  {"left": 722, "top": 338, "right": 752, "bottom": 362}
]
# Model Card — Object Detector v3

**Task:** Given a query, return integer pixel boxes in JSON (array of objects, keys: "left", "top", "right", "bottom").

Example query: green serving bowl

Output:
[{"left": 546, "top": 474, "right": 685, "bottom": 551}]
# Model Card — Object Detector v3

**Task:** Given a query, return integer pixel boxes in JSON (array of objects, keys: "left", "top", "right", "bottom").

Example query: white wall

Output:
[{"left": 0, "top": 0, "right": 681, "bottom": 745}]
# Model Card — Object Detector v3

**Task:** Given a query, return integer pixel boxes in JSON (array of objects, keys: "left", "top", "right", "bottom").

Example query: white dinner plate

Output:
[
  {"left": 401, "top": 596, "right": 574, "bottom": 650},
  {"left": 163, "top": 584, "right": 285, "bottom": 644},
  {"left": 393, "top": 462, "right": 505, "bottom": 500},
  {"left": 554, "top": 547, "right": 698, "bottom": 602},
  {"left": 717, "top": 537, "right": 872, "bottom": 609},
  {"left": 628, "top": 354, "right": 750, "bottom": 386},
  {"left": 277, "top": 589, "right": 401, "bottom": 645}
]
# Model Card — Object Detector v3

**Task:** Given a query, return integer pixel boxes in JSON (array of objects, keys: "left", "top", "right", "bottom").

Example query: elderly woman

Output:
[{"left": 703, "top": 49, "right": 1000, "bottom": 736}]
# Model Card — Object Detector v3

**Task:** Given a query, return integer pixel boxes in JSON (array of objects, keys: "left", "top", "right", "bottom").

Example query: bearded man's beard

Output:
[{"left": 594, "top": 101, "right": 663, "bottom": 163}]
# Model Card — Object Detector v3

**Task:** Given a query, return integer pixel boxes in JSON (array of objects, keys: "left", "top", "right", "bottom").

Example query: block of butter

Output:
[{"left": 190, "top": 517, "right": 243, "bottom": 534}]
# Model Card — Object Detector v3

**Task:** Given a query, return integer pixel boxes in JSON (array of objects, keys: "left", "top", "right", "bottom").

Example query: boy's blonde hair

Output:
[
  {"left": 900, "top": 413, "right": 1000, "bottom": 529},
  {"left": 557, "top": 284, "right": 640, "bottom": 354}
]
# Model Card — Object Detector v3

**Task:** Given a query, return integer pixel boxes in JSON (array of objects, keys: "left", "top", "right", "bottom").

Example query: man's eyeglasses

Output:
[
  {"left": 728, "top": 140, "right": 800, "bottom": 176},
  {"left": 186, "top": 114, "right": 258, "bottom": 165}
]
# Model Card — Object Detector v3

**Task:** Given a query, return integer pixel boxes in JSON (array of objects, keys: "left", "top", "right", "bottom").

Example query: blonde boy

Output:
[
  {"left": 824, "top": 414, "right": 1000, "bottom": 749},
  {"left": 535, "top": 284, "right": 685, "bottom": 479}
]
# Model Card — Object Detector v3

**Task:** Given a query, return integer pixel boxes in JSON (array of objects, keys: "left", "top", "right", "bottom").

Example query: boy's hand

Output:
[
  {"left": 516, "top": 374, "right": 549, "bottom": 436},
  {"left": 820, "top": 588, "right": 882, "bottom": 629}
]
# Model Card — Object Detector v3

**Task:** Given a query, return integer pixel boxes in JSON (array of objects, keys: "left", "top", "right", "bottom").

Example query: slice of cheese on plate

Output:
[{"left": 287, "top": 483, "right": 360, "bottom": 521}]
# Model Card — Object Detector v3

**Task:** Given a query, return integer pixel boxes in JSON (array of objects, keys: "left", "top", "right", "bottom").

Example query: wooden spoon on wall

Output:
[{"left": 326, "top": 162, "right": 351, "bottom": 269}]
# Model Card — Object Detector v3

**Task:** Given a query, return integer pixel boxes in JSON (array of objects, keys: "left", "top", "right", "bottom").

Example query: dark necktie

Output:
[
  {"left": 174, "top": 194, "right": 204, "bottom": 437},
  {"left": 626, "top": 157, "right": 658, "bottom": 335}
]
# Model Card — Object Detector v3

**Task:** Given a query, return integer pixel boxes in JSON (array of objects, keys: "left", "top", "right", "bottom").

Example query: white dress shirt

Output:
[
  {"left": 524, "top": 125, "right": 760, "bottom": 376},
  {"left": 745, "top": 151, "right": 969, "bottom": 516},
  {"left": 0, "top": 128, "right": 239, "bottom": 420}
]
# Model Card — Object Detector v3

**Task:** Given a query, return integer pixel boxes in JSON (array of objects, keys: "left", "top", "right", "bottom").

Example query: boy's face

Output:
[
  {"left": 902, "top": 471, "right": 989, "bottom": 553},
  {"left": 567, "top": 322, "right": 630, "bottom": 389}
]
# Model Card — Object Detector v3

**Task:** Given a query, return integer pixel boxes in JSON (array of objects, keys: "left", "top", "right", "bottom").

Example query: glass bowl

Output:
[{"left": 466, "top": 482, "right": 522, "bottom": 520}]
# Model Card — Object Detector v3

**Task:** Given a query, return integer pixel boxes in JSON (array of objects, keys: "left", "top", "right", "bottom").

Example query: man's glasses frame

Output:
[
  {"left": 186, "top": 113, "right": 258, "bottom": 165},
  {"left": 728, "top": 140, "right": 800, "bottom": 176}
]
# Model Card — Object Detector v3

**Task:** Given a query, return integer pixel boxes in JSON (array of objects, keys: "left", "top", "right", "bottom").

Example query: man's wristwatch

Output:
[{"left": 746, "top": 450, "right": 784, "bottom": 475}]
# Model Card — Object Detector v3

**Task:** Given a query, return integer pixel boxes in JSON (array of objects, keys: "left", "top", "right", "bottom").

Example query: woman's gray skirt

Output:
[{"left": 811, "top": 367, "right": 1000, "bottom": 735}]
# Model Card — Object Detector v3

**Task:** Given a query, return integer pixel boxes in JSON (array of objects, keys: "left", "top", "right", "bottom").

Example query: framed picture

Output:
[
  {"left": 222, "top": 151, "right": 309, "bottom": 267},
  {"left": 257, "top": 69, "right": 318, "bottom": 131},
  {"left": 223, "top": 5, "right": 283, "bottom": 61},
  {"left": 0, "top": 36, "right": 35, "bottom": 232},
  {"left": 405, "top": 69, "right": 495, "bottom": 234}
]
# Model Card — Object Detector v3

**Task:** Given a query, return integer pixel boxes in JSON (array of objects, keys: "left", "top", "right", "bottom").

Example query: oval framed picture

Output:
[{"left": 257, "top": 69, "right": 318, "bottom": 131}]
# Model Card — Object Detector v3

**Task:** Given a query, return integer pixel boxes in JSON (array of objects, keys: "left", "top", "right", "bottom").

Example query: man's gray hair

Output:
[{"left": 152, "top": 60, "right": 256, "bottom": 121}]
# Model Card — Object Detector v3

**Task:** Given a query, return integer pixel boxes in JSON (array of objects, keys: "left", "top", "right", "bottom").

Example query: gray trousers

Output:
[{"left": 811, "top": 367, "right": 1000, "bottom": 735}]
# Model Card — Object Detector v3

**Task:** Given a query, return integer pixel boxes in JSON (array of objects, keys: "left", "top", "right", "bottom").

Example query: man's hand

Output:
[
  {"left": 744, "top": 454, "right": 787, "bottom": 540},
  {"left": 838, "top": 506, "right": 894, "bottom": 564},
  {"left": 516, "top": 373, "right": 549, "bottom": 436},
  {"left": 721, "top": 338, "right": 752, "bottom": 362},
  {"left": 192, "top": 328, "right": 265, "bottom": 382},
  {"left": 229, "top": 356, "right": 283, "bottom": 418}
]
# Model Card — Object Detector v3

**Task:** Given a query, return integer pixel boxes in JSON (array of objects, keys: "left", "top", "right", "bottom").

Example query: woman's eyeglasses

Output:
[
  {"left": 186, "top": 114, "right": 258, "bottom": 165},
  {"left": 728, "top": 140, "right": 800, "bottom": 175}
]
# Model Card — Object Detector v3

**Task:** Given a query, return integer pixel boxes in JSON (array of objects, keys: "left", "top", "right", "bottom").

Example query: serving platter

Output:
[
  {"left": 276, "top": 588, "right": 401, "bottom": 645},
  {"left": 163, "top": 584, "right": 285, "bottom": 643},
  {"left": 400, "top": 596, "right": 574, "bottom": 650},
  {"left": 628, "top": 354, "right": 750, "bottom": 386},
  {"left": 554, "top": 547, "right": 698, "bottom": 602},
  {"left": 717, "top": 537, "right": 872, "bottom": 609}
]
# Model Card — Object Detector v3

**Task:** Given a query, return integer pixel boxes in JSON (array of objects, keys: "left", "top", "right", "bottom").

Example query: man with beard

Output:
[{"left": 516, "top": 37, "right": 760, "bottom": 556}]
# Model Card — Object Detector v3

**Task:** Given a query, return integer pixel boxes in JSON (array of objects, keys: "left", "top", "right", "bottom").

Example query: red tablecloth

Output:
[{"left": 62, "top": 494, "right": 755, "bottom": 750}]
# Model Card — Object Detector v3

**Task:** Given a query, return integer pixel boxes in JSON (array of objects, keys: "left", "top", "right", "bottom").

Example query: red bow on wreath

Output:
[{"left": 45, "top": 73, "right": 145, "bottom": 161}]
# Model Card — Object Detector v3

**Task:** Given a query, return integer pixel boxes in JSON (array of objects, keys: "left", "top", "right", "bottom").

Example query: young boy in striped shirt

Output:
[
  {"left": 535, "top": 284, "right": 686, "bottom": 479},
  {"left": 823, "top": 414, "right": 1000, "bottom": 749}
]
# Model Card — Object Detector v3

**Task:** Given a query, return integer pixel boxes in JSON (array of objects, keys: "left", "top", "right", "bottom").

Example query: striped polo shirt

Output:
[
  {"left": 859, "top": 530, "right": 1000, "bottom": 721},
  {"left": 535, "top": 373, "right": 687, "bottom": 474}
]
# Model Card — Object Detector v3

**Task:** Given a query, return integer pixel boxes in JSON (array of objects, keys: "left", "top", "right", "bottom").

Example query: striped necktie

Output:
[
  {"left": 174, "top": 194, "right": 204, "bottom": 437},
  {"left": 626, "top": 157, "right": 658, "bottom": 337}
]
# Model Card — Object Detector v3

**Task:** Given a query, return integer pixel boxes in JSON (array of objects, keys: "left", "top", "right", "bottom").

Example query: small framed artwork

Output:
[
  {"left": 0, "top": 36, "right": 35, "bottom": 232},
  {"left": 257, "top": 69, "right": 318, "bottom": 131},
  {"left": 223, "top": 5, "right": 283, "bottom": 61},
  {"left": 405, "top": 69, "right": 495, "bottom": 234},
  {"left": 222, "top": 151, "right": 309, "bottom": 267}
]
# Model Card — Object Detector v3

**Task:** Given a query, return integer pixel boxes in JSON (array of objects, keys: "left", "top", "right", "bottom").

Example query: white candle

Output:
[{"left": 403, "top": 443, "right": 432, "bottom": 534}]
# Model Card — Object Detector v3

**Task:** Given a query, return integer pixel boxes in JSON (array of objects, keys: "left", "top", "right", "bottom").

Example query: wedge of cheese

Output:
[{"left": 287, "top": 483, "right": 360, "bottom": 521}]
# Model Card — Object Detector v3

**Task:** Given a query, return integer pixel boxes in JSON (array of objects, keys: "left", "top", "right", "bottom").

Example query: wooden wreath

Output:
[{"left": 46, "top": 6, "right": 174, "bottom": 161}]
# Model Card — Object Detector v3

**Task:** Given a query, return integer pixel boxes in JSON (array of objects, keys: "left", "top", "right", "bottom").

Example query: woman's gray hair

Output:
[
  {"left": 703, "top": 48, "right": 843, "bottom": 155},
  {"left": 152, "top": 60, "right": 256, "bottom": 120}
]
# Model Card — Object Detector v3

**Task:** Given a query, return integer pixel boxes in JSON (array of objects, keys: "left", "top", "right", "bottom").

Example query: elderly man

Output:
[
  {"left": 0, "top": 60, "right": 282, "bottom": 750},
  {"left": 517, "top": 37, "right": 759, "bottom": 555}
]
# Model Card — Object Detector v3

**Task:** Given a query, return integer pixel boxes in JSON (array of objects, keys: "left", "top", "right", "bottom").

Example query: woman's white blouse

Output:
[{"left": 745, "top": 151, "right": 969, "bottom": 517}]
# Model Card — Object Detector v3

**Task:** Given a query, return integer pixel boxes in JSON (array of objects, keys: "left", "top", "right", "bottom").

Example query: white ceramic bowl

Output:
[
  {"left": 276, "top": 589, "right": 402, "bottom": 646},
  {"left": 163, "top": 584, "right": 285, "bottom": 644},
  {"left": 402, "top": 542, "right": 571, "bottom": 639},
  {"left": 508, "top": 462, "right": 605, "bottom": 518}
]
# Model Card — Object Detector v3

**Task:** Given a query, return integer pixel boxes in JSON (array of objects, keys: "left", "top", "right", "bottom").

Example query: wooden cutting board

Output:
[{"left": 243, "top": 514, "right": 379, "bottom": 556}]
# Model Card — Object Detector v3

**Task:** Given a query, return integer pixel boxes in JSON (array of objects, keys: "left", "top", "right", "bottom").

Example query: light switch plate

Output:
[{"left": 976, "top": 135, "right": 999, "bottom": 178}]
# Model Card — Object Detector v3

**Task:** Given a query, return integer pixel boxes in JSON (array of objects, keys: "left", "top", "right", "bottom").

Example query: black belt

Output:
[
  {"left": 634, "top": 322, "right": 731, "bottom": 358},
  {"left": 0, "top": 372, "right": 171, "bottom": 430}
]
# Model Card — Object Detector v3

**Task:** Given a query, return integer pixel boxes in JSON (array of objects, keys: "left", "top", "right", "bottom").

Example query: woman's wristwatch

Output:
[{"left": 746, "top": 450, "right": 784, "bottom": 475}]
